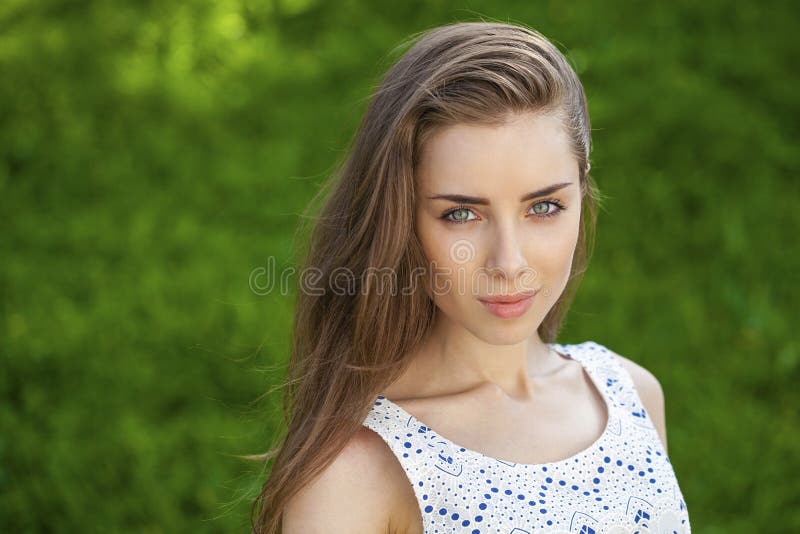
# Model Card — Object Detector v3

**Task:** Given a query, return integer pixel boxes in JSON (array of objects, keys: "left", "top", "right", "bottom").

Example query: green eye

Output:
[
  {"left": 442, "top": 206, "right": 477, "bottom": 224},
  {"left": 451, "top": 208, "right": 472, "bottom": 222},
  {"left": 529, "top": 199, "right": 566, "bottom": 219},
  {"left": 441, "top": 199, "right": 566, "bottom": 225},
  {"left": 532, "top": 202, "right": 550, "bottom": 215}
]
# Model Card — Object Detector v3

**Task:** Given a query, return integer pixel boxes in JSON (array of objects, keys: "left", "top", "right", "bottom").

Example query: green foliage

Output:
[{"left": 1, "top": 0, "right": 797, "bottom": 531}]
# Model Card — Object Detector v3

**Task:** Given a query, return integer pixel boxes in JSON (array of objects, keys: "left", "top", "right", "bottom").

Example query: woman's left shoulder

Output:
[
  {"left": 583, "top": 341, "right": 669, "bottom": 451},
  {"left": 581, "top": 341, "right": 663, "bottom": 389}
]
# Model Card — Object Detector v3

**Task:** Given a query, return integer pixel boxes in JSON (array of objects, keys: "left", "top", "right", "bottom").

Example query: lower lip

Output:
[{"left": 479, "top": 294, "right": 536, "bottom": 319}]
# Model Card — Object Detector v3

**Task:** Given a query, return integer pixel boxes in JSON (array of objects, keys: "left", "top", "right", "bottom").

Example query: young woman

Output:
[{"left": 251, "top": 21, "right": 691, "bottom": 534}]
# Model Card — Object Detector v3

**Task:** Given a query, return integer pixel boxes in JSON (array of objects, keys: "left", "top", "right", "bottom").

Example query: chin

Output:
[{"left": 472, "top": 319, "right": 538, "bottom": 345}]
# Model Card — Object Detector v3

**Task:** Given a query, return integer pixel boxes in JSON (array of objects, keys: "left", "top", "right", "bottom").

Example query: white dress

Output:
[{"left": 362, "top": 341, "right": 691, "bottom": 533}]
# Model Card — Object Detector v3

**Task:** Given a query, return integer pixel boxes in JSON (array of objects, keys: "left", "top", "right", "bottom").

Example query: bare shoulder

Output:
[
  {"left": 283, "top": 426, "right": 420, "bottom": 534},
  {"left": 282, "top": 427, "right": 388, "bottom": 533},
  {"left": 604, "top": 346, "right": 669, "bottom": 454}
]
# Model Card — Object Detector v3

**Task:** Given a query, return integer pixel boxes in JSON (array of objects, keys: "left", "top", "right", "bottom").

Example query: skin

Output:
[
  {"left": 379, "top": 110, "right": 668, "bottom": 532},
  {"left": 282, "top": 110, "right": 669, "bottom": 534},
  {"left": 406, "top": 109, "right": 584, "bottom": 401}
]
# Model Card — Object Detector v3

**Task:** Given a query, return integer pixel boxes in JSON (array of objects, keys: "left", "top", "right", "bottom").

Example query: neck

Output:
[{"left": 407, "top": 314, "right": 568, "bottom": 402}]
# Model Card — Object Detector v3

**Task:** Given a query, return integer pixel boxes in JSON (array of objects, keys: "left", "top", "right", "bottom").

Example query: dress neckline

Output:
[{"left": 375, "top": 342, "right": 614, "bottom": 468}]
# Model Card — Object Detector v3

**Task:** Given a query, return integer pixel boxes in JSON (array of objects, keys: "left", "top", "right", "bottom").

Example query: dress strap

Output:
[{"left": 578, "top": 341, "right": 663, "bottom": 439}]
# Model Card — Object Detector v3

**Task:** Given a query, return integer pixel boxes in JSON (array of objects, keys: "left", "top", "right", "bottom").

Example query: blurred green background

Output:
[{"left": 2, "top": 0, "right": 798, "bottom": 531}]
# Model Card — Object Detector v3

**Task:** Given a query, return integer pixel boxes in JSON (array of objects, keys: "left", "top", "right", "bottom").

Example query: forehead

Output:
[{"left": 416, "top": 112, "right": 578, "bottom": 192}]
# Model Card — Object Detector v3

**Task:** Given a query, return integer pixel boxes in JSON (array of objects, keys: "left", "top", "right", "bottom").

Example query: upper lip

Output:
[{"left": 478, "top": 290, "right": 537, "bottom": 304}]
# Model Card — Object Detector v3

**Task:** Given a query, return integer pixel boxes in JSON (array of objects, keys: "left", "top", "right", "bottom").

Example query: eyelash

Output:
[{"left": 440, "top": 199, "right": 567, "bottom": 225}]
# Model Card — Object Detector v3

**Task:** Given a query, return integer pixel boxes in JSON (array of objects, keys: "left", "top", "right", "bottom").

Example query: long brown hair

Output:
[{"left": 249, "top": 20, "right": 604, "bottom": 533}]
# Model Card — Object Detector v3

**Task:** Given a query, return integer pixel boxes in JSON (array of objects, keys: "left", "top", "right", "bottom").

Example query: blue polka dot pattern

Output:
[{"left": 362, "top": 341, "right": 692, "bottom": 533}]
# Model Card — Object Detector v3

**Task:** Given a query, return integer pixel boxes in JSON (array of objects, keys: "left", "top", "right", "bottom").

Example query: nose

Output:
[{"left": 484, "top": 220, "right": 529, "bottom": 289}]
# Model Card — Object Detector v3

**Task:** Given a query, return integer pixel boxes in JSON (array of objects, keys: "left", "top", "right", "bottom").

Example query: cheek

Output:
[
  {"left": 416, "top": 213, "right": 455, "bottom": 266},
  {"left": 530, "top": 223, "right": 578, "bottom": 264},
  {"left": 415, "top": 220, "right": 472, "bottom": 301},
  {"left": 415, "top": 209, "right": 581, "bottom": 301},
  {"left": 524, "top": 213, "right": 581, "bottom": 293}
]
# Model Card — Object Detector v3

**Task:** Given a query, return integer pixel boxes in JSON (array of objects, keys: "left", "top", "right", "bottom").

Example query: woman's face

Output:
[{"left": 414, "top": 111, "right": 582, "bottom": 344}]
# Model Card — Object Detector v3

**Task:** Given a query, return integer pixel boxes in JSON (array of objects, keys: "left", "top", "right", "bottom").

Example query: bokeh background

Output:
[{"left": 2, "top": 0, "right": 798, "bottom": 532}]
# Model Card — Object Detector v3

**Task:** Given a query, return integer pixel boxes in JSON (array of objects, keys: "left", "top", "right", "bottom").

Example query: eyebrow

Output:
[{"left": 426, "top": 181, "right": 574, "bottom": 205}]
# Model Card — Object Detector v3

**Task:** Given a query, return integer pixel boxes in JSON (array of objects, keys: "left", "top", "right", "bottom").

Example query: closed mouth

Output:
[{"left": 478, "top": 291, "right": 537, "bottom": 304}]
